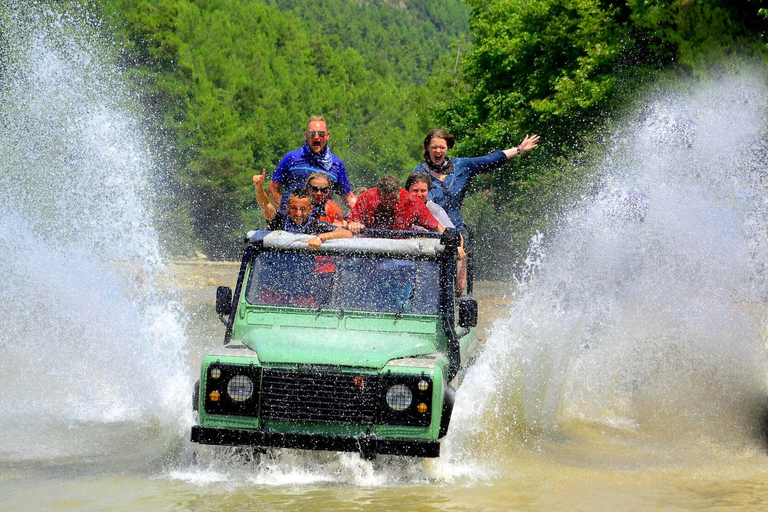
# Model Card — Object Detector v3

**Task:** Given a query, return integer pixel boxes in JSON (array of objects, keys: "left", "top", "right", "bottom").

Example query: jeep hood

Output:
[{"left": 239, "top": 314, "right": 439, "bottom": 368}]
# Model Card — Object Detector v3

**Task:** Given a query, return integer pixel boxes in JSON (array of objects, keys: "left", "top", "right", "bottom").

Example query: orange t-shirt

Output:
[
  {"left": 313, "top": 199, "right": 344, "bottom": 225},
  {"left": 310, "top": 200, "right": 343, "bottom": 274}
]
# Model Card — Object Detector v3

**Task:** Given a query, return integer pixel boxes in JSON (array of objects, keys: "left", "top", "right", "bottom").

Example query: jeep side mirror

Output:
[
  {"left": 458, "top": 298, "right": 478, "bottom": 328},
  {"left": 215, "top": 286, "right": 233, "bottom": 316}
]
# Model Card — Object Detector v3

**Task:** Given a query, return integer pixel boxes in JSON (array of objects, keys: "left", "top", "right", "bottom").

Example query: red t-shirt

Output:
[{"left": 348, "top": 188, "right": 440, "bottom": 231}]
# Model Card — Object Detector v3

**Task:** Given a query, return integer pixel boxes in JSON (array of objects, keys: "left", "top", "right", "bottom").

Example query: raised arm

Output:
[
  {"left": 267, "top": 179, "right": 283, "bottom": 208},
  {"left": 502, "top": 134, "right": 540, "bottom": 159},
  {"left": 463, "top": 135, "right": 541, "bottom": 179},
  {"left": 253, "top": 169, "right": 277, "bottom": 222}
]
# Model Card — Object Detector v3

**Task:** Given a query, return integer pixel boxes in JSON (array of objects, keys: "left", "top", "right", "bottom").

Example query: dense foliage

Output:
[
  {"left": 96, "top": 0, "right": 469, "bottom": 257},
  {"left": 431, "top": 0, "right": 768, "bottom": 275},
  {"left": 90, "top": 0, "right": 768, "bottom": 274}
]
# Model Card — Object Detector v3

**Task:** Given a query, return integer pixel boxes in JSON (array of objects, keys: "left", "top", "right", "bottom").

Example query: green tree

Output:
[
  {"left": 435, "top": 0, "right": 768, "bottom": 277},
  {"left": 96, "top": 0, "right": 469, "bottom": 258}
]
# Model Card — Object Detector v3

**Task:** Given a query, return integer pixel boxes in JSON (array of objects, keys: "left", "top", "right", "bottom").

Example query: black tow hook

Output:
[{"left": 357, "top": 428, "right": 377, "bottom": 460}]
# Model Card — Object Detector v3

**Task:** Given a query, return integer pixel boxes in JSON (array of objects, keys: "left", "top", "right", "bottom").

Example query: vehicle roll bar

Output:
[{"left": 358, "top": 228, "right": 442, "bottom": 239}]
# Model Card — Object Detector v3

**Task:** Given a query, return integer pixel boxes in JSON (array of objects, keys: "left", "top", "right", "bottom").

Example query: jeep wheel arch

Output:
[{"left": 439, "top": 386, "right": 456, "bottom": 438}]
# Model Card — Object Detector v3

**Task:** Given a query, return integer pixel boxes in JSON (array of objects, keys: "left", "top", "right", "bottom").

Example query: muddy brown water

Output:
[{"left": 3, "top": 261, "right": 768, "bottom": 511}]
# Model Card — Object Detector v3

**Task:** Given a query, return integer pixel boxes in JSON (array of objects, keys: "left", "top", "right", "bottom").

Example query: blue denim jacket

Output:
[{"left": 411, "top": 150, "right": 507, "bottom": 231}]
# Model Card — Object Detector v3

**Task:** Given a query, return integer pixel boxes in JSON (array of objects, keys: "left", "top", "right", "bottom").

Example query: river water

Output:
[{"left": 4, "top": 2, "right": 768, "bottom": 510}]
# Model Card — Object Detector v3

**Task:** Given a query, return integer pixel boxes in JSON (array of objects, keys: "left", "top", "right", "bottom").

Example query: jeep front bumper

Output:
[{"left": 191, "top": 425, "right": 440, "bottom": 458}]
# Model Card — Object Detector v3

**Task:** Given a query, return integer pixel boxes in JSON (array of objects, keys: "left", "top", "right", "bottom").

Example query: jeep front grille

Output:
[{"left": 260, "top": 369, "right": 379, "bottom": 424}]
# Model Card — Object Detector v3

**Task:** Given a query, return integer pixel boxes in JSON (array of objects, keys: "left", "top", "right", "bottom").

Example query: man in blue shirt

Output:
[{"left": 268, "top": 116, "right": 356, "bottom": 212}]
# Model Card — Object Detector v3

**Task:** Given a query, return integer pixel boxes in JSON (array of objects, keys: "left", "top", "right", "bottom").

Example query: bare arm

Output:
[
  {"left": 347, "top": 221, "right": 364, "bottom": 233},
  {"left": 346, "top": 197, "right": 364, "bottom": 232},
  {"left": 253, "top": 169, "right": 277, "bottom": 222},
  {"left": 304, "top": 226, "right": 353, "bottom": 250},
  {"left": 502, "top": 134, "right": 540, "bottom": 159},
  {"left": 343, "top": 191, "right": 357, "bottom": 210},
  {"left": 267, "top": 179, "right": 282, "bottom": 208}
]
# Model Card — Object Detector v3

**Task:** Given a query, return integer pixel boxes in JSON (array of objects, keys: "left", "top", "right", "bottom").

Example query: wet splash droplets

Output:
[
  {"left": 447, "top": 71, "right": 768, "bottom": 469},
  {"left": 0, "top": 1, "right": 188, "bottom": 467}
]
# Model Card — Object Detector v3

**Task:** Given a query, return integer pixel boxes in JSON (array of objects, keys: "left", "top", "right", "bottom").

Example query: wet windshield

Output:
[{"left": 245, "top": 251, "right": 440, "bottom": 315}]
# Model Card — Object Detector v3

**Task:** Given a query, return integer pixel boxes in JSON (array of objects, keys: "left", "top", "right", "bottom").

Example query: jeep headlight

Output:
[
  {"left": 227, "top": 374, "right": 254, "bottom": 402},
  {"left": 385, "top": 384, "right": 412, "bottom": 411}
]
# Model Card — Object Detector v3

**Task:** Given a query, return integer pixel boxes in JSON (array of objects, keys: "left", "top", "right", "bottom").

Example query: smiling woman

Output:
[
  {"left": 412, "top": 128, "right": 540, "bottom": 234},
  {"left": 306, "top": 171, "right": 345, "bottom": 226}
]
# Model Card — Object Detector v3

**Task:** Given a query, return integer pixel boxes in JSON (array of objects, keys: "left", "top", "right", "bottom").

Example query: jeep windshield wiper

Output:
[{"left": 395, "top": 284, "right": 416, "bottom": 319}]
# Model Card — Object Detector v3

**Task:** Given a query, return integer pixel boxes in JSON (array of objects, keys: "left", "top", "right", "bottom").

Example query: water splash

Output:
[
  {"left": 0, "top": 1, "right": 188, "bottom": 467},
  {"left": 446, "top": 71, "right": 768, "bottom": 468}
]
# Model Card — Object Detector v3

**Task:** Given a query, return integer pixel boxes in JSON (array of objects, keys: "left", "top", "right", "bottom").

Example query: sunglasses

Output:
[
  {"left": 308, "top": 185, "right": 331, "bottom": 194},
  {"left": 307, "top": 130, "right": 327, "bottom": 138}
]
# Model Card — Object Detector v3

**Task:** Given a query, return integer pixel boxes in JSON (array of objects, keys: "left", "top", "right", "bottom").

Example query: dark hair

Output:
[
  {"left": 404, "top": 172, "right": 431, "bottom": 192},
  {"left": 289, "top": 188, "right": 311, "bottom": 201},
  {"left": 377, "top": 174, "right": 400, "bottom": 197},
  {"left": 422, "top": 129, "right": 455, "bottom": 161}
]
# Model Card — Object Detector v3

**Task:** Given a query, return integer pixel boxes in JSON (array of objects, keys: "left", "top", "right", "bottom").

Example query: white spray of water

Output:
[
  {"left": 0, "top": 1, "right": 189, "bottom": 466},
  {"left": 8, "top": 1, "right": 766, "bottom": 485},
  {"left": 443, "top": 71, "right": 768, "bottom": 469}
]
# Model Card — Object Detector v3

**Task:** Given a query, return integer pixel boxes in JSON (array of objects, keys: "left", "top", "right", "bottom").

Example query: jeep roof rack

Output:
[{"left": 246, "top": 230, "right": 447, "bottom": 258}]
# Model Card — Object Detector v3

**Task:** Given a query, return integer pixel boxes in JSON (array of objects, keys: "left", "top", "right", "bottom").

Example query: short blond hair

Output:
[
  {"left": 307, "top": 115, "right": 327, "bottom": 129},
  {"left": 306, "top": 172, "right": 331, "bottom": 187}
]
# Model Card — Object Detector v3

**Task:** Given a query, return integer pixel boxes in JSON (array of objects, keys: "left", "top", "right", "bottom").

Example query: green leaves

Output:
[
  {"left": 97, "top": 0, "right": 468, "bottom": 257},
  {"left": 437, "top": 0, "right": 768, "bottom": 275},
  {"left": 451, "top": 0, "right": 621, "bottom": 155},
  {"left": 95, "top": 0, "right": 768, "bottom": 264},
  {"left": 447, "top": 0, "right": 768, "bottom": 158}
]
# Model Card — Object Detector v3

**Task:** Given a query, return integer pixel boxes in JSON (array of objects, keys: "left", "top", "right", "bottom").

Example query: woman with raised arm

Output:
[{"left": 412, "top": 129, "right": 540, "bottom": 233}]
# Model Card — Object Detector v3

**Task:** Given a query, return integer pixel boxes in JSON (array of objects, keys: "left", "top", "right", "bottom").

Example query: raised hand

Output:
[
  {"left": 520, "top": 134, "right": 540, "bottom": 152},
  {"left": 253, "top": 168, "right": 267, "bottom": 188}
]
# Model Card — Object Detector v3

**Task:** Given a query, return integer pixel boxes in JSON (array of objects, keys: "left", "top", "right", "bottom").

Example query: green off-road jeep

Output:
[{"left": 191, "top": 228, "right": 480, "bottom": 459}]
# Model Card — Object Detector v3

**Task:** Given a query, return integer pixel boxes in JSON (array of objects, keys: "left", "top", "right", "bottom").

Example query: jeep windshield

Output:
[{"left": 244, "top": 251, "right": 440, "bottom": 315}]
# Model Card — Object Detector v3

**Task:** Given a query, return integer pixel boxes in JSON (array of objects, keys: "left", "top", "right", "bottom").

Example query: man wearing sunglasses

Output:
[
  {"left": 253, "top": 169, "right": 352, "bottom": 249},
  {"left": 268, "top": 116, "right": 356, "bottom": 212}
]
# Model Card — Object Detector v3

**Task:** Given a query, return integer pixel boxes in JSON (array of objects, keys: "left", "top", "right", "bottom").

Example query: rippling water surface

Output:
[{"left": 3, "top": 1, "right": 768, "bottom": 510}]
